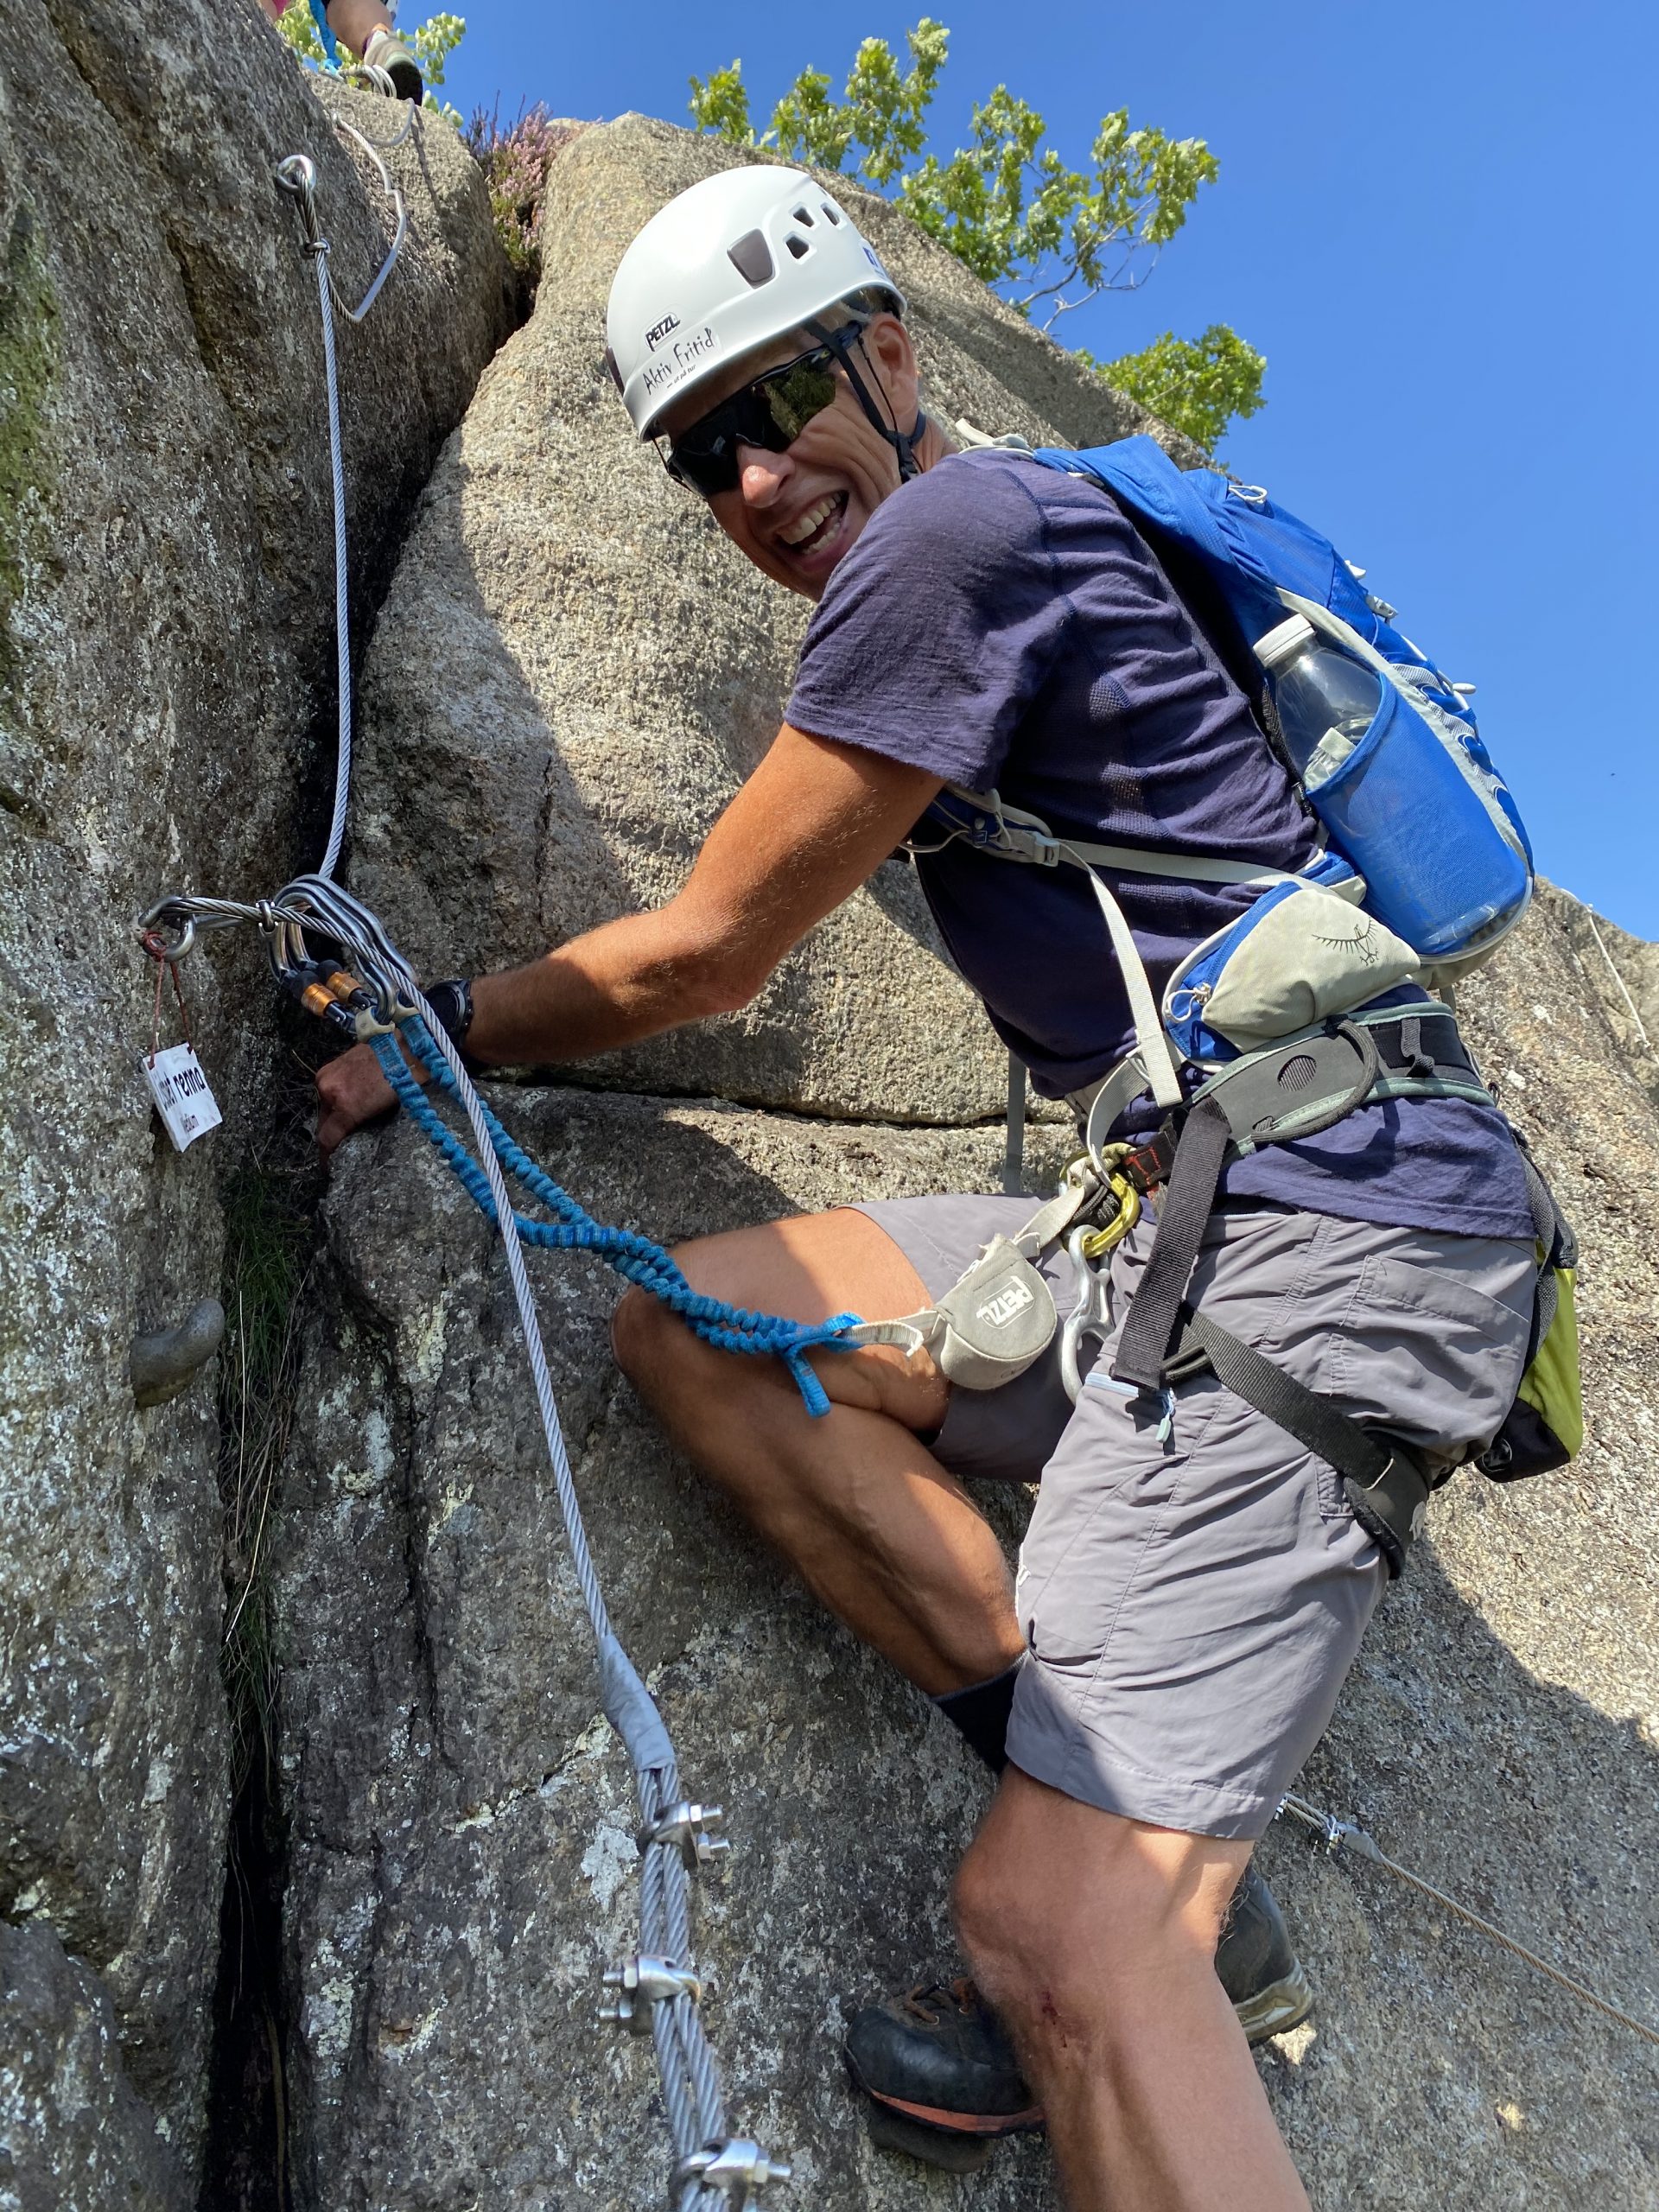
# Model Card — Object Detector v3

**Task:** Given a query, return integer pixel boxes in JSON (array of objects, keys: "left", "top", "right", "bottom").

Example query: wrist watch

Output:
[{"left": 423, "top": 977, "right": 483, "bottom": 1073}]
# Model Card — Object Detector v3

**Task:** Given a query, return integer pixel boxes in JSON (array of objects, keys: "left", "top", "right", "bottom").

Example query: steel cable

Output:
[
  {"left": 1279, "top": 1794, "right": 1659, "bottom": 2051},
  {"left": 133, "top": 145, "right": 784, "bottom": 2205},
  {"left": 313, "top": 244, "right": 351, "bottom": 881}
]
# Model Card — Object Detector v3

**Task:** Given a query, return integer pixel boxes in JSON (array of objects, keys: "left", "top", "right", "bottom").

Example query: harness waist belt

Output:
[{"left": 1109, "top": 1006, "right": 1491, "bottom": 1392}]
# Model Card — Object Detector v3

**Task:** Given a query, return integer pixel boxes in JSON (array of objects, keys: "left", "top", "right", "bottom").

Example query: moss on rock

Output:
[{"left": 0, "top": 201, "right": 59, "bottom": 690}]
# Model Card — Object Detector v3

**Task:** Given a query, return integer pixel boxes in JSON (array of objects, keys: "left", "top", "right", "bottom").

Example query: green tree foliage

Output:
[
  {"left": 1084, "top": 326, "right": 1267, "bottom": 455},
  {"left": 271, "top": 4, "right": 466, "bottom": 122},
  {"left": 689, "top": 22, "right": 1263, "bottom": 452}
]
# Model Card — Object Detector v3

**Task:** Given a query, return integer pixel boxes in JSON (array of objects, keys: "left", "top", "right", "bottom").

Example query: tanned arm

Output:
[{"left": 315, "top": 726, "right": 943, "bottom": 1154}]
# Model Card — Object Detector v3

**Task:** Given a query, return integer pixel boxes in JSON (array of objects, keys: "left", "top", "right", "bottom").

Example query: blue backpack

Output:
[{"left": 1029, "top": 435, "right": 1535, "bottom": 969}]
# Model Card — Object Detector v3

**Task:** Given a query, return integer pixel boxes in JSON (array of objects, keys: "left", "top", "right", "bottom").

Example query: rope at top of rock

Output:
[{"left": 1555, "top": 888, "right": 1657, "bottom": 1065}]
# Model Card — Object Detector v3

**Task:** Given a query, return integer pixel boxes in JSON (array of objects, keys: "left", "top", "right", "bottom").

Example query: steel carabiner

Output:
[{"left": 1059, "top": 1224, "right": 1116, "bottom": 1404}]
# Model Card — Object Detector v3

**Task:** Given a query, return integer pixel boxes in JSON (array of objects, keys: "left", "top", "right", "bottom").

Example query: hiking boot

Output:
[
  {"left": 844, "top": 1976, "right": 1039, "bottom": 2173},
  {"left": 1216, "top": 1859, "right": 1315, "bottom": 2041},
  {"left": 360, "top": 29, "right": 423, "bottom": 101},
  {"left": 845, "top": 1864, "right": 1313, "bottom": 2170}
]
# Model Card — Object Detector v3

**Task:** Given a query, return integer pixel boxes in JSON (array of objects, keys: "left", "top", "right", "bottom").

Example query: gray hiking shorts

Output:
[{"left": 852, "top": 1193, "right": 1534, "bottom": 1840}]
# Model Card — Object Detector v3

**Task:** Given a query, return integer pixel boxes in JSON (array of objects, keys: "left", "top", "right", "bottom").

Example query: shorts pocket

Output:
[
  {"left": 1017, "top": 1405, "right": 1189, "bottom": 1669},
  {"left": 1322, "top": 1249, "right": 1531, "bottom": 1510}
]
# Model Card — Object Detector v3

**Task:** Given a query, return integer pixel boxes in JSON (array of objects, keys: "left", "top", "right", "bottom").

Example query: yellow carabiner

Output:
[{"left": 1081, "top": 1164, "right": 1141, "bottom": 1261}]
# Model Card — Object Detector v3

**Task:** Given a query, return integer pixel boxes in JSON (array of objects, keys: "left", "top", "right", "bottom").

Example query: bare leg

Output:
[
  {"left": 957, "top": 1770, "right": 1310, "bottom": 2212},
  {"left": 323, "top": 0, "right": 395, "bottom": 58},
  {"left": 611, "top": 1209, "right": 1024, "bottom": 1694}
]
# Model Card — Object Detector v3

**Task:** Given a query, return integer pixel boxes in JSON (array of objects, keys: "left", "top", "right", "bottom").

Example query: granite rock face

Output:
[
  {"left": 276, "top": 887, "right": 1659, "bottom": 2212},
  {"left": 348, "top": 115, "right": 1192, "bottom": 1124},
  {"left": 276, "top": 120, "right": 1658, "bottom": 2208},
  {"left": 0, "top": 1, "right": 512, "bottom": 2196},
  {"left": 0, "top": 1920, "right": 176, "bottom": 2212},
  {"left": 7, "top": 49, "right": 1656, "bottom": 2212}
]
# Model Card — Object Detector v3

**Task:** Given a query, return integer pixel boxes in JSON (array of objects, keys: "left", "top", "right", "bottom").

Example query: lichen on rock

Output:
[{"left": 0, "top": 202, "right": 60, "bottom": 705}]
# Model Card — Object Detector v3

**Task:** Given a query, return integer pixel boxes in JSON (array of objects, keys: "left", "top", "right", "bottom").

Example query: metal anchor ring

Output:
[{"left": 136, "top": 904, "right": 196, "bottom": 963}]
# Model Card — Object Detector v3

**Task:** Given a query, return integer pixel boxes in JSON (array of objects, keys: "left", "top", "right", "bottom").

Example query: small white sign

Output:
[{"left": 143, "top": 1043, "right": 222, "bottom": 1152}]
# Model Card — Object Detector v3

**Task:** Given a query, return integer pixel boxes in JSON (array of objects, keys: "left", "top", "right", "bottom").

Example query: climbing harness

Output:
[
  {"left": 137, "top": 144, "right": 798, "bottom": 2209},
  {"left": 1277, "top": 1794, "right": 1659, "bottom": 2050},
  {"left": 887, "top": 416, "right": 1585, "bottom": 1564}
]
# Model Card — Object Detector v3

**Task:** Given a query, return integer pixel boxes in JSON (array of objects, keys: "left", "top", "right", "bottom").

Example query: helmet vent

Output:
[
  {"left": 785, "top": 233, "right": 810, "bottom": 260},
  {"left": 821, "top": 201, "right": 842, "bottom": 225},
  {"left": 792, "top": 205, "right": 815, "bottom": 226},
  {"left": 728, "top": 229, "right": 775, "bottom": 288}
]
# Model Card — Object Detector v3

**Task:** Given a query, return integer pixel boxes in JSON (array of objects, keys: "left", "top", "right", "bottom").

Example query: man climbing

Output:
[
  {"left": 315, "top": 166, "right": 1535, "bottom": 2208},
  {"left": 257, "top": 0, "right": 423, "bottom": 101}
]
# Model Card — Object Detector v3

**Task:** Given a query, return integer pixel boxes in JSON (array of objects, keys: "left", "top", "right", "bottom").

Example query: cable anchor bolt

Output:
[
  {"left": 638, "top": 1801, "right": 729, "bottom": 1873},
  {"left": 673, "top": 2139, "right": 792, "bottom": 2208},
  {"left": 135, "top": 902, "right": 196, "bottom": 963},
  {"left": 597, "top": 1955, "right": 701, "bottom": 2035},
  {"left": 274, "top": 153, "right": 327, "bottom": 255}
]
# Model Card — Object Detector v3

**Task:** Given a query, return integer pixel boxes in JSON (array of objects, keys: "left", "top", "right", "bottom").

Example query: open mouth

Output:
[{"left": 776, "top": 491, "right": 849, "bottom": 560}]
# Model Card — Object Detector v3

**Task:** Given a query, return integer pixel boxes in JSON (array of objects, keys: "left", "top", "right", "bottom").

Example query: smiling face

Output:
[{"left": 657, "top": 315, "right": 927, "bottom": 601}]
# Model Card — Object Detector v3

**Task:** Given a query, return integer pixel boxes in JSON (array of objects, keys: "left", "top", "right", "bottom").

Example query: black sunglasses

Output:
[{"left": 660, "top": 324, "right": 861, "bottom": 498}]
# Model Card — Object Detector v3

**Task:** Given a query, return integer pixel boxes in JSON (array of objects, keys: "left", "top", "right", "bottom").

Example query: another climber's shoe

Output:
[
  {"left": 845, "top": 1864, "right": 1313, "bottom": 2171},
  {"left": 361, "top": 29, "right": 423, "bottom": 102}
]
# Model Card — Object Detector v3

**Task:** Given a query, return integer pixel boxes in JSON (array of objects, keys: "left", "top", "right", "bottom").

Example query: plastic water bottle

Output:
[
  {"left": 1256, "top": 614, "right": 1380, "bottom": 791},
  {"left": 1251, "top": 611, "right": 1532, "bottom": 961}
]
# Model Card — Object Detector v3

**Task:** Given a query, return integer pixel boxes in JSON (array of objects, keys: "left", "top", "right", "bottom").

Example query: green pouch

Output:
[{"left": 1474, "top": 1148, "right": 1583, "bottom": 1482}]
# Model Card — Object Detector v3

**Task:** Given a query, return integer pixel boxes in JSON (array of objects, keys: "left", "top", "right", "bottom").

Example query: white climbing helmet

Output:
[{"left": 606, "top": 165, "right": 906, "bottom": 439}]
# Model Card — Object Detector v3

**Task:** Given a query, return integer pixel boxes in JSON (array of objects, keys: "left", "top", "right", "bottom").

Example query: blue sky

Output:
[{"left": 435, "top": 1, "right": 1657, "bottom": 938}]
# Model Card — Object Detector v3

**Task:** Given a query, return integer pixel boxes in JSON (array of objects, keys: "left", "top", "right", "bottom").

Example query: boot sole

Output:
[
  {"left": 1232, "top": 1958, "right": 1315, "bottom": 2045},
  {"left": 865, "top": 2105, "right": 997, "bottom": 2172},
  {"left": 846, "top": 2050, "right": 1040, "bottom": 2171}
]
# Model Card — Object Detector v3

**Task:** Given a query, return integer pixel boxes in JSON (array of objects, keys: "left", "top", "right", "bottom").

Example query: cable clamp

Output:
[
  {"left": 598, "top": 1955, "right": 701, "bottom": 2034},
  {"left": 673, "top": 2139, "right": 792, "bottom": 2207},
  {"left": 1278, "top": 1792, "right": 1383, "bottom": 1864},
  {"left": 638, "top": 1801, "right": 729, "bottom": 1873}
]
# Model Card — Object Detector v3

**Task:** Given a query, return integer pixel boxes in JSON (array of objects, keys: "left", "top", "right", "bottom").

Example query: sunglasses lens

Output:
[
  {"left": 665, "top": 339, "right": 848, "bottom": 495},
  {"left": 760, "top": 358, "right": 839, "bottom": 442},
  {"left": 666, "top": 439, "right": 738, "bottom": 497}
]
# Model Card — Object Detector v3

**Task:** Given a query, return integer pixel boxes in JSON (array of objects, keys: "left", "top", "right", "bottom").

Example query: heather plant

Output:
[{"left": 463, "top": 103, "right": 574, "bottom": 296}]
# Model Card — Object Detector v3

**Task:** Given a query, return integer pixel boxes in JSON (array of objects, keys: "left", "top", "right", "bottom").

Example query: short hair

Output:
[{"left": 837, "top": 283, "right": 905, "bottom": 324}]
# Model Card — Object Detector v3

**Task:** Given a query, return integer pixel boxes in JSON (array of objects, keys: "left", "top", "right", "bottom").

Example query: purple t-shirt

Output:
[{"left": 786, "top": 448, "right": 1531, "bottom": 1239}]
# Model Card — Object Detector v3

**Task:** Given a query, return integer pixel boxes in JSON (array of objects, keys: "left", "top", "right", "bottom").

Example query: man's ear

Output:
[{"left": 858, "top": 314, "right": 920, "bottom": 415}]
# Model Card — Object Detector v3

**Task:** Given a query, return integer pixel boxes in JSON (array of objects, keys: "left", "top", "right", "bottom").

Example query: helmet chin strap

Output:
[{"left": 807, "top": 319, "right": 923, "bottom": 482}]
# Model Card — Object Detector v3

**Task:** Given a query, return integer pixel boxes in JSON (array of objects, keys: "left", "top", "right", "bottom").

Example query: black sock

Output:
[{"left": 931, "top": 1659, "right": 1023, "bottom": 1773}]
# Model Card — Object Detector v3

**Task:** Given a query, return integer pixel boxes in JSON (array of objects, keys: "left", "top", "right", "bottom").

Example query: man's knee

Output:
[{"left": 955, "top": 1782, "right": 1243, "bottom": 2030}]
